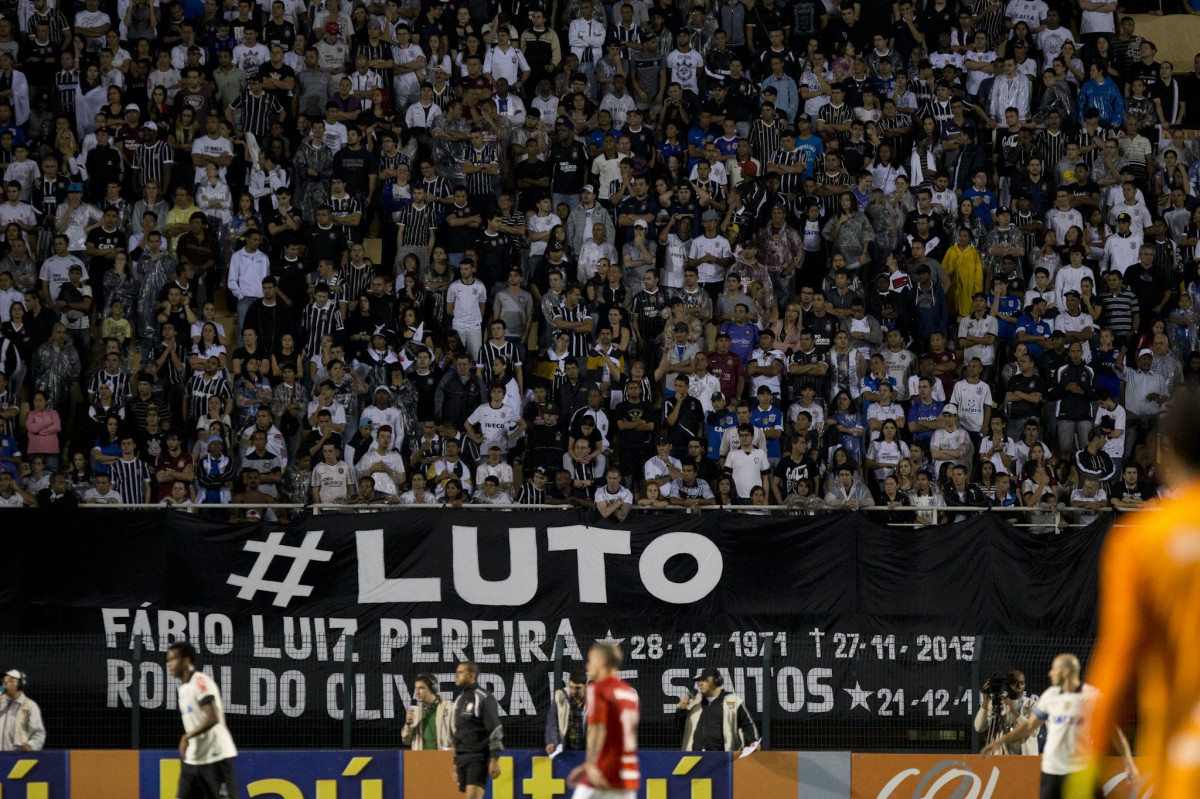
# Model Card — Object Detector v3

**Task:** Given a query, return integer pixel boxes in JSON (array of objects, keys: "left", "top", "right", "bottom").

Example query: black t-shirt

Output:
[
  {"left": 549, "top": 141, "right": 588, "bottom": 194},
  {"left": 773, "top": 455, "right": 814, "bottom": 497},
  {"left": 614, "top": 399, "right": 654, "bottom": 450},
  {"left": 306, "top": 224, "right": 346, "bottom": 268},
  {"left": 86, "top": 225, "right": 123, "bottom": 274}
]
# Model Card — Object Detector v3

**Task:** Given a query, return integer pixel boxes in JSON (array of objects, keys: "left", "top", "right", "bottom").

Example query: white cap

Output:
[{"left": 941, "top": 403, "right": 958, "bottom": 415}]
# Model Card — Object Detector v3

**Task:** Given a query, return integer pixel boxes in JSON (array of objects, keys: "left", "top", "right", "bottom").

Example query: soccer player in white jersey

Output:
[
  {"left": 981, "top": 652, "right": 1135, "bottom": 798},
  {"left": 167, "top": 641, "right": 239, "bottom": 799}
]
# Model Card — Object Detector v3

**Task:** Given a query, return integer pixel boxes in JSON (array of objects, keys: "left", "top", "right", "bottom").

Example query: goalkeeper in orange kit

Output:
[{"left": 1070, "top": 389, "right": 1200, "bottom": 798}]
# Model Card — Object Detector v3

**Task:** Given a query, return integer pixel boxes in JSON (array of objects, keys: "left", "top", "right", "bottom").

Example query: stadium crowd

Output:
[{"left": 0, "top": 0, "right": 1197, "bottom": 521}]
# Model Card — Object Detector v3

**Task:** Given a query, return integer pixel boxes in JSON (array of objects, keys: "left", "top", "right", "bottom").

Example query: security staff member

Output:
[
  {"left": 0, "top": 670, "right": 45, "bottom": 751},
  {"left": 677, "top": 668, "right": 759, "bottom": 751},
  {"left": 450, "top": 661, "right": 503, "bottom": 798},
  {"left": 545, "top": 669, "right": 588, "bottom": 753}
]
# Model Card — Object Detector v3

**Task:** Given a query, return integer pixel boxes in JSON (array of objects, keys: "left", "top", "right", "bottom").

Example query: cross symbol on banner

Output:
[{"left": 227, "top": 531, "right": 335, "bottom": 608}]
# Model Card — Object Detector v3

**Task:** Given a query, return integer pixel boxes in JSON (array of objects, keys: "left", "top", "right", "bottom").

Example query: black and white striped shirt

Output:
[
  {"left": 328, "top": 193, "right": 363, "bottom": 243},
  {"left": 353, "top": 41, "right": 392, "bottom": 86},
  {"left": 54, "top": 68, "right": 78, "bottom": 116},
  {"left": 110, "top": 456, "right": 152, "bottom": 504},
  {"left": 88, "top": 369, "right": 132, "bottom": 401},
  {"left": 747, "top": 119, "right": 781, "bottom": 164},
  {"left": 299, "top": 301, "right": 345, "bottom": 355},
  {"left": 1073, "top": 126, "right": 1113, "bottom": 170},
  {"left": 1037, "top": 129, "right": 1067, "bottom": 177},
  {"left": 770, "top": 147, "right": 808, "bottom": 195},
  {"left": 818, "top": 102, "right": 853, "bottom": 145},
  {"left": 396, "top": 202, "right": 438, "bottom": 247},
  {"left": 422, "top": 176, "right": 454, "bottom": 204},
  {"left": 554, "top": 301, "right": 593, "bottom": 358},
  {"left": 28, "top": 8, "right": 70, "bottom": 47},
  {"left": 341, "top": 262, "right": 374, "bottom": 302},
  {"left": 464, "top": 145, "right": 498, "bottom": 197},
  {"left": 815, "top": 167, "right": 852, "bottom": 218},
  {"left": 230, "top": 90, "right": 283, "bottom": 140},
  {"left": 476, "top": 340, "right": 522, "bottom": 383},
  {"left": 132, "top": 139, "right": 173, "bottom": 189},
  {"left": 513, "top": 482, "right": 547, "bottom": 504},
  {"left": 184, "top": 371, "right": 232, "bottom": 422}
]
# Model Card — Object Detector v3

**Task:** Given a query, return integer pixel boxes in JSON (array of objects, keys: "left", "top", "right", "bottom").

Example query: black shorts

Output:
[
  {"left": 456, "top": 759, "right": 488, "bottom": 792},
  {"left": 178, "top": 758, "right": 239, "bottom": 799},
  {"left": 1039, "top": 771, "right": 1103, "bottom": 799}
]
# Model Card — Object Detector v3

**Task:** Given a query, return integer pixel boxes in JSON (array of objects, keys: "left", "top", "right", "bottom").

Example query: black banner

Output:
[{"left": 1, "top": 509, "right": 1107, "bottom": 750}]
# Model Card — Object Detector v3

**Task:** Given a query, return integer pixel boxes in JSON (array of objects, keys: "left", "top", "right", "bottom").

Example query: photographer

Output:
[{"left": 974, "top": 670, "right": 1037, "bottom": 755}]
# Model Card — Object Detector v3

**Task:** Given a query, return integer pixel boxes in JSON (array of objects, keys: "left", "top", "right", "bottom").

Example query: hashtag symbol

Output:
[{"left": 227, "top": 531, "right": 335, "bottom": 608}]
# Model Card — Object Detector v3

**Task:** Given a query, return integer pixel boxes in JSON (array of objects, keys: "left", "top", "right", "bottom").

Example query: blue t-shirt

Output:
[
  {"left": 961, "top": 188, "right": 997, "bottom": 228},
  {"left": 751, "top": 406, "right": 784, "bottom": 460},
  {"left": 1015, "top": 316, "right": 1052, "bottom": 359},
  {"left": 686, "top": 125, "right": 716, "bottom": 170},
  {"left": 988, "top": 293, "right": 1021, "bottom": 338},
  {"left": 589, "top": 126, "right": 622, "bottom": 152},
  {"left": 707, "top": 411, "right": 737, "bottom": 460},
  {"left": 907, "top": 400, "right": 944, "bottom": 447},
  {"left": 719, "top": 321, "right": 758, "bottom": 365},
  {"left": 796, "top": 136, "right": 824, "bottom": 179},
  {"left": 656, "top": 139, "right": 684, "bottom": 167},
  {"left": 0, "top": 435, "right": 19, "bottom": 478}
]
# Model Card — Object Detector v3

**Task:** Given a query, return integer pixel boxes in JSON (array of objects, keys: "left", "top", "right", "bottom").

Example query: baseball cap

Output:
[
  {"left": 695, "top": 668, "right": 721, "bottom": 683},
  {"left": 124, "top": 103, "right": 140, "bottom": 112},
  {"left": 207, "top": 435, "right": 223, "bottom": 444},
  {"left": 796, "top": 114, "right": 811, "bottom": 124},
  {"left": 142, "top": 121, "right": 157, "bottom": 130},
  {"left": 633, "top": 219, "right": 648, "bottom": 229},
  {"left": 359, "top": 418, "right": 374, "bottom": 428},
  {"left": 711, "top": 391, "right": 724, "bottom": 401},
  {"left": 1117, "top": 212, "right": 1132, "bottom": 223},
  {"left": 543, "top": 402, "right": 559, "bottom": 414},
  {"left": 68, "top": 263, "right": 82, "bottom": 272},
  {"left": 995, "top": 206, "right": 1011, "bottom": 215},
  {"left": 68, "top": 183, "right": 83, "bottom": 192},
  {"left": 534, "top": 465, "right": 549, "bottom": 476},
  {"left": 373, "top": 385, "right": 391, "bottom": 394},
  {"left": 942, "top": 403, "right": 959, "bottom": 415},
  {"left": 325, "top": 21, "right": 339, "bottom": 31},
  {"left": 1138, "top": 348, "right": 1154, "bottom": 358},
  {"left": 581, "top": 184, "right": 595, "bottom": 194}
]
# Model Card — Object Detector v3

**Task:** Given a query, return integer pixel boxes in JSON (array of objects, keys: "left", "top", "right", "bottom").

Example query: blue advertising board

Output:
[
  {"left": 139, "top": 750, "right": 401, "bottom": 798},
  {"left": 0, "top": 752, "right": 70, "bottom": 799},
  {"left": 485, "top": 751, "right": 731, "bottom": 799}
]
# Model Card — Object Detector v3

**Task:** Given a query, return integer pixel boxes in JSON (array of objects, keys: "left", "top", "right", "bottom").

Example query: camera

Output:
[{"left": 984, "top": 674, "right": 1009, "bottom": 705}]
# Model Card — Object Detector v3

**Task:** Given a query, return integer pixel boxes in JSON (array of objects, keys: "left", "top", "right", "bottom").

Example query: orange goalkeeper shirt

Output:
[{"left": 1088, "top": 479, "right": 1200, "bottom": 797}]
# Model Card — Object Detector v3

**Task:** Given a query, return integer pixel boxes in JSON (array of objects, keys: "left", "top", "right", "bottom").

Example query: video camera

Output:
[{"left": 983, "top": 674, "right": 1009, "bottom": 706}]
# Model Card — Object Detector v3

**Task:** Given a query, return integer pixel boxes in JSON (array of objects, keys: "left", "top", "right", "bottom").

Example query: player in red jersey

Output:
[{"left": 567, "top": 642, "right": 640, "bottom": 799}]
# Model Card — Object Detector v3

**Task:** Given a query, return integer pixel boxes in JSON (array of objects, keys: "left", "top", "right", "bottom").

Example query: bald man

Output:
[{"left": 982, "top": 653, "right": 1135, "bottom": 798}]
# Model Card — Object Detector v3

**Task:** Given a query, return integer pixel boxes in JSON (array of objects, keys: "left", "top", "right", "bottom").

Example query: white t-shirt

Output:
[
  {"left": 1053, "top": 312, "right": 1095, "bottom": 361},
  {"left": 725, "top": 446, "right": 769, "bottom": 499},
  {"left": 311, "top": 460, "right": 352, "bottom": 502},
  {"left": 191, "top": 135, "right": 233, "bottom": 184},
  {"left": 957, "top": 315, "right": 998, "bottom": 366},
  {"left": 446, "top": 279, "right": 487, "bottom": 327},
  {"left": 467, "top": 403, "right": 520, "bottom": 453},
  {"left": 1094, "top": 404, "right": 1125, "bottom": 461},
  {"left": 177, "top": 670, "right": 239, "bottom": 765},
  {"left": 594, "top": 484, "right": 634, "bottom": 505},
  {"left": 688, "top": 234, "right": 732, "bottom": 284},
  {"left": 83, "top": 487, "right": 123, "bottom": 503},
  {"left": 949, "top": 380, "right": 994, "bottom": 433}
]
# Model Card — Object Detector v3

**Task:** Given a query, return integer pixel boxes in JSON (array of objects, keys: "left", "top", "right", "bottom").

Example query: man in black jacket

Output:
[
  {"left": 1048, "top": 341, "right": 1104, "bottom": 456},
  {"left": 451, "top": 661, "right": 503, "bottom": 798}
]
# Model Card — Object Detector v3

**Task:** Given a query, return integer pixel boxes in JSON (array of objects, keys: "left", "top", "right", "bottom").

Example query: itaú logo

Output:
[
  {"left": 0, "top": 760, "right": 50, "bottom": 799},
  {"left": 875, "top": 759, "right": 1000, "bottom": 799},
  {"left": 158, "top": 756, "right": 382, "bottom": 798}
]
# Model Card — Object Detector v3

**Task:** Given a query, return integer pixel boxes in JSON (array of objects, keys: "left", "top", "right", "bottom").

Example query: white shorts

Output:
[{"left": 571, "top": 788, "right": 636, "bottom": 799}]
